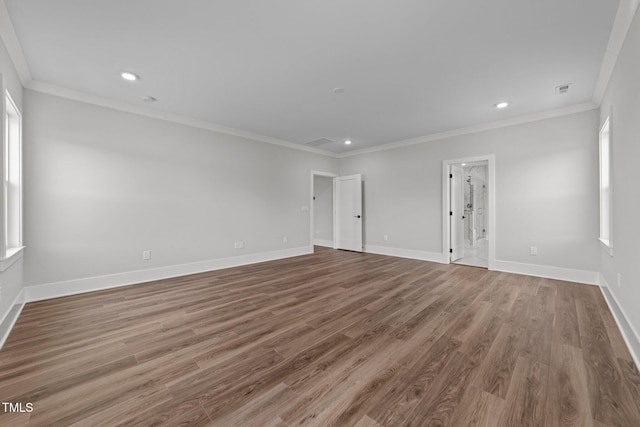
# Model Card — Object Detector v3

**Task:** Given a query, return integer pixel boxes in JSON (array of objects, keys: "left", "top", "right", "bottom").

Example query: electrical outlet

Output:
[
  {"left": 529, "top": 246, "right": 538, "bottom": 256},
  {"left": 617, "top": 273, "right": 622, "bottom": 288},
  {"left": 234, "top": 241, "right": 244, "bottom": 249},
  {"left": 142, "top": 250, "right": 151, "bottom": 260},
  {"left": 384, "top": 234, "right": 389, "bottom": 241},
  {"left": 282, "top": 236, "right": 288, "bottom": 244}
]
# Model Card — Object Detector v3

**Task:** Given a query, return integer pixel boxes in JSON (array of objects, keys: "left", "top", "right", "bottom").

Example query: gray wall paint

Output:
[
  {"left": 23, "top": 90, "right": 338, "bottom": 286},
  {"left": 0, "top": 38, "right": 22, "bottom": 108},
  {"left": 339, "top": 109, "right": 600, "bottom": 270},
  {"left": 0, "top": 35, "right": 24, "bottom": 326},
  {"left": 313, "top": 176, "right": 333, "bottom": 243},
  {"left": 599, "top": 8, "right": 640, "bottom": 340}
]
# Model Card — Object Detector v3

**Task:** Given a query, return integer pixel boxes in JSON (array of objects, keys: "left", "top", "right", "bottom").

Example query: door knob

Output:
[{"left": 354, "top": 215, "right": 361, "bottom": 218}]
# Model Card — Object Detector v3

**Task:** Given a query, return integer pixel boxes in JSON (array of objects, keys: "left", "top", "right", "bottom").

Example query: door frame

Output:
[
  {"left": 310, "top": 170, "right": 338, "bottom": 251},
  {"left": 450, "top": 164, "right": 465, "bottom": 262},
  {"left": 442, "top": 155, "right": 496, "bottom": 269}
]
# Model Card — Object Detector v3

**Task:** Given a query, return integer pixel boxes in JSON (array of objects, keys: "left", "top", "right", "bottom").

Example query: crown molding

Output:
[
  {"left": 26, "top": 80, "right": 338, "bottom": 158},
  {"left": 27, "top": 79, "right": 597, "bottom": 161},
  {"left": 0, "top": 0, "right": 32, "bottom": 85},
  {"left": 338, "top": 102, "right": 598, "bottom": 158},
  {"left": 1, "top": 2, "right": 335, "bottom": 158},
  {"left": 4, "top": 0, "right": 629, "bottom": 160},
  {"left": 592, "top": 0, "right": 640, "bottom": 105}
]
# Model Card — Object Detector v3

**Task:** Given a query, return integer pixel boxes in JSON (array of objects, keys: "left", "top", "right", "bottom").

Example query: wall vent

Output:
[
  {"left": 555, "top": 83, "right": 572, "bottom": 95},
  {"left": 304, "top": 138, "right": 334, "bottom": 147}
]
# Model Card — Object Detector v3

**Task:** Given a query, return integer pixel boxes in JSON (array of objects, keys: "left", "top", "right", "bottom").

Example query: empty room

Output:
[{"left": 1, "top": 0, "right": 640, "bottom": 426}]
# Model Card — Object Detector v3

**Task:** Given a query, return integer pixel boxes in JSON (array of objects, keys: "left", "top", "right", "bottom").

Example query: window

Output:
[
  {"left": 1, "top": 88, "right": 23, "bottom": 265},
  {"left": 599, "top": 116, "right": 613, "bottom": 255}
]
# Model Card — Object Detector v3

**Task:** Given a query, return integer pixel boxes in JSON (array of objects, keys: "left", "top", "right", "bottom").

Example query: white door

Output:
[
  {"left": 335, "top": 174, "right": 363, "bottom": 252},
  {"left": 450, "top": 165, "right": 464, "bottom": 261}
]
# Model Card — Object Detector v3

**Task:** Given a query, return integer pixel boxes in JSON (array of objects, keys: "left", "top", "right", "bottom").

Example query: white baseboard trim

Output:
[
  {"left": 25, "top": 246, "right": 313, "bottom": 303},
  {"left": 364, "top": 245, "right": 446, "bottom": 263},
  {"left": 313, "top": 239, "right": 334, "bottom": 248},
  {"left": 362, "top": 248, "right": 599, "bottom": 285},
  {"left": 493, "top": 260, "right": 599, "bottom": 285},
  {"left": 598, "top": 274, "right": 640, "bottom": 370},
  {"left": 0, "top": 288, "right": 26, "bottom": 349}
]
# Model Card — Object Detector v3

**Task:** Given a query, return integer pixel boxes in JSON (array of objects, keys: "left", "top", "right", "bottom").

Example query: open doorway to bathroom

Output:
[
  {"left": 443, "top": 155, "right": 495, "bottom": 270},
  {"left": 456, "top": 162, "right": 489, "bottom": 267}
]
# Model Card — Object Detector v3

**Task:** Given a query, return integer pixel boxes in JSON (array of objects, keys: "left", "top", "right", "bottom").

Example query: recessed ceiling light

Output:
[
  {"left": 121, "top": 71, "right": 139, "bottom": 81},
  {"left": 333, "top": 88, "right": 345, "bottom": 94},
  {"left": 344, "top": 140, "right": 352, "bottom": 145},
  {"left": 462, "top": 163, "right": 467, "bottom": 166},
  {"left": 495, "top": 101, "right": 509, "bottom": 109}
]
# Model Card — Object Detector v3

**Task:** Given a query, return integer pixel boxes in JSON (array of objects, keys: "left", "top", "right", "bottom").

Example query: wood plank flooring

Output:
[{"left": 1, "top": 247, "right": 639, "bottom": 426}]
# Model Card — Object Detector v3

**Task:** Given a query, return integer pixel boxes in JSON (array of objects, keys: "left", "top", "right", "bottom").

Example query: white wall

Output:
[
  {"left": 0, "top": 42, "right": 21, "bottom": 107},
  {"left": 313, "top": 176, "right": 333, "bottom": 245},
  {"left": 0, "top": 34, "right": 25, "bottom": 335},
  {"left": 599, "top": 6, "right": 640, "bottom": 354},
  {"left": 339, "top": 109, "right": 600, "bottom": 272},
  {"left": 23, "top": 90, "right": 338, "bottom": 287}
]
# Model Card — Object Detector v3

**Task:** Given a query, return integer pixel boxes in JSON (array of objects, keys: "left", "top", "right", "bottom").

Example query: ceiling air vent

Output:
[
  {"left": 304, "top": 138, "right": 335, "bottom": 147},
  {"left": 555, "top": 83, "right": 572, "bottom": 95}
]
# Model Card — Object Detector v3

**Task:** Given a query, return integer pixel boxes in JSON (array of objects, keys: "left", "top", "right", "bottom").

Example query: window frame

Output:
[
  {"left": 1, "top": 80, "right": 24, "bottom": 271},
  {"left": 598, "top": 116, "right": 613, "bottom": 256}
]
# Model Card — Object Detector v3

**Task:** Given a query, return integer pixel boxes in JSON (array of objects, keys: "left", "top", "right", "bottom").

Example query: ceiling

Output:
[{"left": 3, "top": 0, "right": 620, "bottom": 154}]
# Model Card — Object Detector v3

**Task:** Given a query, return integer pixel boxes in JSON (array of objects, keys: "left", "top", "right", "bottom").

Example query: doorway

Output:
[
  {"left": 443, "top": 156, "right": 495, "bottom": 269},
  {"left": 310, "top": 171, "right": 364, "bottom": 253},
  {"left": 310, "top": 171, "right": 338, "bottom": 252}
]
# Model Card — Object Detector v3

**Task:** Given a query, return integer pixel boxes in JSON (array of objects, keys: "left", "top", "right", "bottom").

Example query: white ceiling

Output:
[{"left": 3, "top": 0, "right": 620, "bottom": 154}]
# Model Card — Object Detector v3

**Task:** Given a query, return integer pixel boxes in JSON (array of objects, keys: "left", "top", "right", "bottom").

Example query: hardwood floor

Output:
[{"left": 1, "top": 247, "right": 639, "bottom": 426}]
